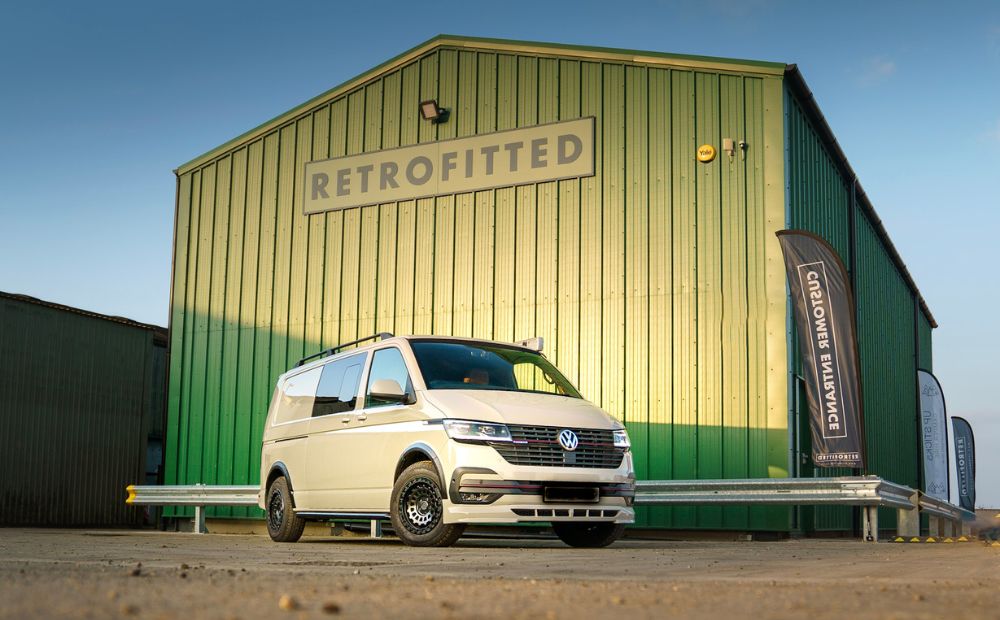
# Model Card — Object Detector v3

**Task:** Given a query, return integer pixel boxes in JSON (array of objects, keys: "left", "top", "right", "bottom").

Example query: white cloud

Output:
[
  {"left": 985, "top": 119, "right": 1000, "bottom": 144},
  {"left": 858, "top": 55, "right": 896, "bottom": 85}
]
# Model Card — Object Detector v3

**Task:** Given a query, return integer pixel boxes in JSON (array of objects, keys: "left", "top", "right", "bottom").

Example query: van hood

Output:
[{"left": 421, "top": 389, "right": 620, "bottom": 430}]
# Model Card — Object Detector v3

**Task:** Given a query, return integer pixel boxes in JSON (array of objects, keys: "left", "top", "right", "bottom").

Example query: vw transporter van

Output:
[{"left": 259, "top": 334, "right": 635, "bottom": 547}]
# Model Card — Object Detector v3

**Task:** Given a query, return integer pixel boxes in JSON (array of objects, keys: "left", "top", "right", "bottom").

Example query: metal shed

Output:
[
  {"left": 0, "top": 292, "right": 167, "bottom": 526},
  {"left": 164, "top": 35, "right": 934, "bottom": 533}
]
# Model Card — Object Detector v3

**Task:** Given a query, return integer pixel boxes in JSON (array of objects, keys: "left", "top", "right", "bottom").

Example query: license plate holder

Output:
[{"left": 542, "top": 486, "right": 600, "bottom": 503}]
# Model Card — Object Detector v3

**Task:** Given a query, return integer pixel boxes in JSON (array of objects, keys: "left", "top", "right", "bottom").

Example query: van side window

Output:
[
  {"left": 274, "top": 367, "right": 322, "bottom": 424},
  {"left": 365, "top": 347, "right": 415, "bottom": 408},
  {"left": 313, "top": 353, "right": 366, "bottom": 417}
]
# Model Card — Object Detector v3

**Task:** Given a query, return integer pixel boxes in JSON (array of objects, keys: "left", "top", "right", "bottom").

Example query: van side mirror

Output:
[{"left": 369, "top": 379, "right": 409, "bottom": 404}]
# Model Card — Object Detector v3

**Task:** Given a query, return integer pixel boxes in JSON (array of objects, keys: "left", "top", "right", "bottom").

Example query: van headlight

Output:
[
  {"left": 442, "top": 419, "right": 512, "bottom": 443},
  {"left": 613, "top": 429, "right": 630, "bottom": 450}
]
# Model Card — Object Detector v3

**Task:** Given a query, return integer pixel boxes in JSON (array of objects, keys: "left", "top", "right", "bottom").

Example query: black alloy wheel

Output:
[
  {"left": 390, "top": 461, "right": 465, "bottom": 547},
  {"left": 266, "top": 476, "right": 305, "bottom": 543},
  {"left": 399, "top": 477, "right": 443, "bottom": 535},
  {"left": 267, "top": 488, "right": 285, "bottom": 530}
]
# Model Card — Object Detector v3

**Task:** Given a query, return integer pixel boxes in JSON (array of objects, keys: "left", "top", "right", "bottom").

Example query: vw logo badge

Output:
[{"left": 558, "top": 429, "right": 579, "bottom": 452}]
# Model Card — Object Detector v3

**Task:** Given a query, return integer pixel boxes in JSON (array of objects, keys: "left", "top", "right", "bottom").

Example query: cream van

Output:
[{"left": 259, "top": 334, "right": 635, "bottom": 547}]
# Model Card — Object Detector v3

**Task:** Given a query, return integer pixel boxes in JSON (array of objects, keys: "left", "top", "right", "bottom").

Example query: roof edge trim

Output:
[
  {"left": 175, "top": 34, "right": 784, "bottom": 175},
  {"left": 0, "top": 290, "right": 168, "bottom": 338},
  {"left": 784, "top": 64, "right": 937, "bottom": 328}
]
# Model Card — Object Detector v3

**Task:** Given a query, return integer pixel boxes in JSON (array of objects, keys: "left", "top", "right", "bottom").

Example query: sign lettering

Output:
[{"left": 303, "top": 118, "right": 595, "bottom": 214}]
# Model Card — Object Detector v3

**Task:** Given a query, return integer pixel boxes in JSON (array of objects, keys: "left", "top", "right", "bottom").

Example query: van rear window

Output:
[
  {"left": 274, "top": 367, "right": 322, "bottom": 424},
  {"left": 313, "top": 352, "right": 366, "bottom": 417}
]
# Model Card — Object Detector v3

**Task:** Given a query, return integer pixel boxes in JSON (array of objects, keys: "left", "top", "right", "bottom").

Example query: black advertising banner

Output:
[
  {"left": 952, "top": 416, "right": 976, "bottom": 511},
  {"left": 777, "top": 230, "right": 865, "bottom": 469}
]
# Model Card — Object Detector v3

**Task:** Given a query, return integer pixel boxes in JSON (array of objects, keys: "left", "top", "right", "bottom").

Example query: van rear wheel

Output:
[
  {"left": 266, "top": 476, "right": 305, "bottom": 543},
  {"left": 552, "top": 522, "right": 626, "bottom": 547},
  {"left": 390, "top": 462, "right": 465, "bottom": 547}
]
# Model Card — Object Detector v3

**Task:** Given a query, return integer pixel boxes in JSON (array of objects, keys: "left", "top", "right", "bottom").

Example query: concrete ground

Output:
[{"left": 1, "top": 528, "right": 998, "bottom": 619}]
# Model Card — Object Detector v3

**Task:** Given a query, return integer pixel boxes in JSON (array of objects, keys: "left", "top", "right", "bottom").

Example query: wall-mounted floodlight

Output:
[{"left": 419, "top": 99, "right": 450, "bottom": 124}]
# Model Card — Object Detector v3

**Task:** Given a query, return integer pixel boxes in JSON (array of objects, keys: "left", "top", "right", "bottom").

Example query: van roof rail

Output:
[{"left": 295, "top": 332, "right": 394, "bottom": 367}]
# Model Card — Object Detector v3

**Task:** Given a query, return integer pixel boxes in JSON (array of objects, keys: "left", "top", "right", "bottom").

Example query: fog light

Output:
[{"left": 459, "top": 492, "right": 500, "bottom": 504}]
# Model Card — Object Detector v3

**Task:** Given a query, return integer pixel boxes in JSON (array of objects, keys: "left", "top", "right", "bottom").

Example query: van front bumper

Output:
[
  {"left": 436, "top": 435, "right": 635, "bottom": 524},
  {"left": 444, "top": 495, "right": 635, "bottom": 524},
  {"left": 442, "top": 465, "right": 636, "bottom": 525},
  {"left": 450, "top": 475, "right": 634, "bottom": 504}
]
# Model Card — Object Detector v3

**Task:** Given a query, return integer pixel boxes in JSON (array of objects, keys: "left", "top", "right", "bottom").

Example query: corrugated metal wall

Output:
[
  {"left": 917, "top": 312, "right": 933, "bottom": 371},
  {"left": 785, "top": 88, "right": 932, "bottom": 532},
  {"left": 166, "top": 41, "right": 791, "bottom": 529},
  {"left": 855, "top": 210, "right": 921, "bottom": 516},
  {"left": 785, "top": 91, "right": 853, "bottom": 531},
  {"left": 0, "top": 294, "right": 165, "bottom": 526}
]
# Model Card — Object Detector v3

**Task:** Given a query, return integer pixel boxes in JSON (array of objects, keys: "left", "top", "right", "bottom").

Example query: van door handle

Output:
[
  {"left": 356, "top": 413, "right": 368, "bottom": 422},
  {"left": 340, "top": 416, "right": 351, "bottom": 424}
]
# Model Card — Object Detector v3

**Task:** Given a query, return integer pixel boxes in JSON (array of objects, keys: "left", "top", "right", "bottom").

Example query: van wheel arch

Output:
[
  {"left": 394, "top": 445, "right": 448, "bottom": 501},
  {"left": 266, "top": 463, "right": 294, "bottom": 499}
]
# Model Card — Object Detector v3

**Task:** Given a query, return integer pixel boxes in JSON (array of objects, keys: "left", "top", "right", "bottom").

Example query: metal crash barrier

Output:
[
  {"left": 635, "top": 476, "right": 972, "bottom": 542},
  {"left": 918, "top": 492, "right": 977, "bottom": 538},
  {"left": 126, "top": 484, "right": 258, "bottom": 534},
  {"left": 126, "top": 484, "right": 386, "bottom": 536},
  {"left": 128, "top": 476, "right": 974, "bottom": 541}
]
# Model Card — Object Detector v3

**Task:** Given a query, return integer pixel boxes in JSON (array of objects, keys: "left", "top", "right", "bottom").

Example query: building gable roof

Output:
[{"left": 175, "top": 34, "right": 784, "bottom": 175}]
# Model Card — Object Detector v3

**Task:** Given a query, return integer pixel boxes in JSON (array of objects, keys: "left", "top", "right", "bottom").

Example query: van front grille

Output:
[{"left": 491, "top": 425, "right": 625, "bottom": 469}]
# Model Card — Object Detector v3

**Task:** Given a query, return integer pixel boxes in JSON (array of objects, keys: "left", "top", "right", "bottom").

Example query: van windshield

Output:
[{"left": 410, "top": 340, "right": 582, "bottom": 399}]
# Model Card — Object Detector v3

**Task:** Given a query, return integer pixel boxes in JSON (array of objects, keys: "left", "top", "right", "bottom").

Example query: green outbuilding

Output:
[
  {"left": 164, "top": 35, "right": 935, "bottom": 534},
  {"left": 0, "top": 292, "right": 167, "bottom": 526}
]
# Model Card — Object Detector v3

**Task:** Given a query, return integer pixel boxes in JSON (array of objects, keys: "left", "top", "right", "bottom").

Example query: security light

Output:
[{"left": 419, "top": 99, "right": 449, "bottom": 123}]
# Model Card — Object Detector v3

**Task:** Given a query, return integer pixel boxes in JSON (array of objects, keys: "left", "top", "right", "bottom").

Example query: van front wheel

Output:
[
  {"left": 390, "top": 462, "right": 465, "bottom": 547},
  {"left": 266, "top": 476, "right": 305, "bottom": 543}
]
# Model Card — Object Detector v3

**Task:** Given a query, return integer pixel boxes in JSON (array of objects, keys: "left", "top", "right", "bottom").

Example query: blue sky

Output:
[{"left": 1, "top": 0, "right": 998, "bottom": 507}]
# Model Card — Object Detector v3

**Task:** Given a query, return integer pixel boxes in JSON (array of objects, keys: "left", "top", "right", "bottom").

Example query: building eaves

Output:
[
  {"left": 0, "top": 291, "right": 168, "bottom": 340},
  {"left": 784, "top": 64, "right": 937, "bottom": 328}
]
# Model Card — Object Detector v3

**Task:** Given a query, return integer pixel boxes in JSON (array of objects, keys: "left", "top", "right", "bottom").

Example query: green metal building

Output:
[
  {"left": 164, "top": 35, "right": 935, "bottom": 533},
  {"left": 0, "top": 292, "right": 167, "bottom": 526}
]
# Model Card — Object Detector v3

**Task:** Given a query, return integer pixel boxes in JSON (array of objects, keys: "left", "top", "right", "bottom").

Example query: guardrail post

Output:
[
  {"left": 194, "top": 505, "right": 207, "bottom": 534},
  {"left": 861, "top": 506, "right": 879, "bottom": 543},
  {"left": 928, "top": 516, "right": 941, "bottom": 537},
  {"left": 897, "top": 490, "right": 920, "bottom": 538},
  {"left": 370, "top": 519, "right": 382, "bottom": 539}
]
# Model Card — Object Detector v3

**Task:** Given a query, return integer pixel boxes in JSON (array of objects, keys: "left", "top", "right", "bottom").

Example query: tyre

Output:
[
  {"left": 552, "top": 522, "right": 626, "bottom": 548},
  {"left": 390, "top": 462, "right": 465, "bottom": 547},
  {"left": 266, "top": 476, "right": 306, "bottom": 543}
]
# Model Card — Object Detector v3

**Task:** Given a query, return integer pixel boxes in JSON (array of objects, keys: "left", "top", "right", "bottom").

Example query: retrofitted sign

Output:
[{"left": 303, "top": 117, "right": 595, "bottom": 214}]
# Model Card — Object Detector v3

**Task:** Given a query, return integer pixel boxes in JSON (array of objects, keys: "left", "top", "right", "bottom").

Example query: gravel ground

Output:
[{"left": 1, "top": 528, "right": 998, "bottom": 619}]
